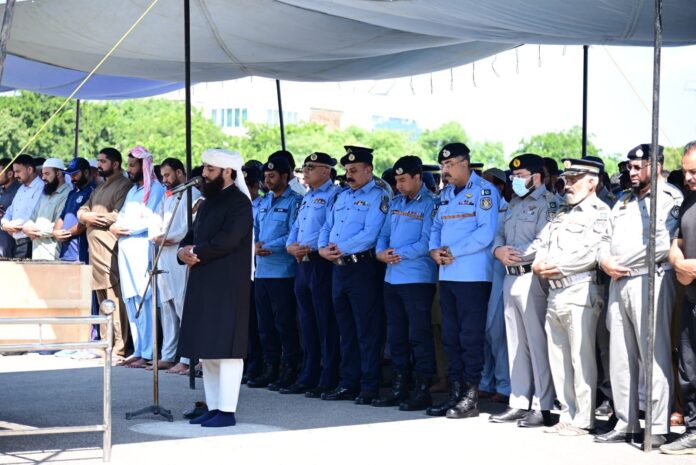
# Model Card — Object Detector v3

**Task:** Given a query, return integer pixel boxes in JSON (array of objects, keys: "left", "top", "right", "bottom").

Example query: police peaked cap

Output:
[
  {"left": 509, "top": 153, "right": 544, "bottom": 173},
  {"left": 304, "top": 152, "right": 336, "bottom": 167},
  {"left": 341, "top": 146, "right": 374, "bottom": 166},
  {"left": 627, "top": 144, "right": 664, "bottom": 162},
  {"left": 438, "top": 142, "right": 470, "bottom": 163},
  {"left": 393, "top": 155, "right": 423, "bottom": 176}
]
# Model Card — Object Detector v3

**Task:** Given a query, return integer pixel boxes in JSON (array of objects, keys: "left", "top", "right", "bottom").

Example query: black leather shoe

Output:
[
  {"left": 446, "top": 382, "right": 479, "bottom": 419},
  {"left": 489, "top": 408, "right": 528, "bottom": 423},
  {"left": 517, "top": 409, "right": 545, "bottom": 428},
  {"left": 372, "top": 371, "right": 410, "bottom": 407},
  {"left": 321, "top": 386, "right": 359, "bottom": 401},
  {"left": 399, "top": 375, "right": 432, "bottom": 411},
  {"left": 594, "top": 430, "right": 637, "bottom": 443},
  {"left": 595, "top": 399, "right": 613, "bottom": 417},
  {"left": 268, "top": 364, "right": 297, "bottom": 391},
  {"left": 426, "top": 380, "right": 463, "bottom": 417},
  {"left": 182, "top": 401, "right": 208, "bottom": 420},
  {"left": 246, "top": 362, "right": 279, "bottom": 389},
  {"left": 355, "top": 392, "right": 378, "bottom": 405},
  {"left": 279, "top": 383, "right": 314, "bottom": 395},
  {"left": 305, "top": 386, "right": 332, "bottom": 398}
]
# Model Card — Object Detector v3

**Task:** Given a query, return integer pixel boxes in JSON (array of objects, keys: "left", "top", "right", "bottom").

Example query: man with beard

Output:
[
  {"left": 532, "top": 158, "right": 609, "bottom": 436},
  {"left": 488, "top": 154, "right": 556, "bottom": 428},
  {"left": 78, "top": 148, "right": 133, "bottom": 361},
  {"left": 664, "top": 141, "right": 696, "bottom": 454},
  {"left": 596, "top": 144, "right": 682, "bottom": 447},
  {"left": 54, "top": 157, "right": 95, "bottom": 263},
  {"left": 178, "top": 149, "right": 253, "bottom": 428},
  {"left": 285, "top": 152, "right": 341, "bottom": 397},
  {"left": 149, "top": 157, "right": 201, "bottom": 372},
  {"left": 0, "top": 158, "right": 20, "bottom": 257},
  {"left": 318, "top": 146, "right": 389, "bottom": 404},
  {"left": 247, "top": 157, "right": 302, "bottom": 390},
  {"left": 22, "top": 158, "right": 71, "bottom": 260},
  {"left": 110, "top": 146, "right": 165, "bottom": 368},
  {"left": 1, "top": 154, "right": 43, "bottom": 259},
  {"left": 427, "top": 142, "right": 499, "bottom": 419}
]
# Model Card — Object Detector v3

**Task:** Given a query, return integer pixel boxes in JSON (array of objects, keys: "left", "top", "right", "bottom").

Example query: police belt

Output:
[
  {"left": 505, "top": 264, "right": 532, "bottom": 276},
  {"left": 626, "top": 262, "right": 672, "bottom": 277},
  {"left": 548, "top": 271, "right": 596, "bottom": 290},
  {"left": 301, "top": 251, "right": 322, "bottom": 263},
  {"left": 334, "top": 249, "right": 376, "bottom": 266}
]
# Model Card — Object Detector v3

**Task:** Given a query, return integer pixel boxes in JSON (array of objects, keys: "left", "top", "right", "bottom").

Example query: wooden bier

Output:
[{"left": 0, "top": 261, "right": 93, "bottom": 344}]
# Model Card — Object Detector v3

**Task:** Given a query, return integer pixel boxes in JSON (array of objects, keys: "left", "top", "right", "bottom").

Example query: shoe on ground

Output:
[
  {"left": 489, "top": 408, "right": 528, "bottom": 423},
  {"left": 594, "top": 429, "right": 637, "bottom": 443},
  {"left": 659, "top": 432, "right": 696, "bottom": 455},
  {"left": 189, "top": 409, "right": 219, "bottom": 425},
  {"left": 320, "top": 386, "right": 358, "bottom": 401},
  {"left": 517, "top": 410, "right": 545, "bottom": 428},
  {"left": 201, "top": 411, "right": 236, "bottom": 428}
]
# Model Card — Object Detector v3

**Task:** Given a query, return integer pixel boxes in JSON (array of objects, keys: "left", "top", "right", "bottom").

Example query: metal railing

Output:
[{"left": 0, "top": 301, "right": 114, "bottom": 462}]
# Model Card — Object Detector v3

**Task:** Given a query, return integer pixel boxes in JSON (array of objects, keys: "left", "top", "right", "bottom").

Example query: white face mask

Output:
[{"left": 512, "top": 176, "right": 532, "bottom": 198}]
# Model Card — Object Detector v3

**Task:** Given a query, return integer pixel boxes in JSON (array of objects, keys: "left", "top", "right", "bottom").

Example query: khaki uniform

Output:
[
  {"left": 77, "top": 173, "right": 133, "bottom": 356},
  {"left": 534, "top": 193, "right": 609, "bottom": 428},
  {"left": 493, "top": 185, "right": 558, "bottom": 410},
  {"left": 598, "top": 181, "right": 683, "bottom": 434}
]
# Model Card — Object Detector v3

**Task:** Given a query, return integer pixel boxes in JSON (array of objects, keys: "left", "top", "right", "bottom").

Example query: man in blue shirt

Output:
[
  {"left": 373, "top": 156, "right": 438, "bottom": 411},
  {"left": 247, "top": 157, "right": 303, "bottom": 391},
  {"left": 284, "top": 152, "right": 341, "bottom": 397},
  {"left": 318, "top": 146, "right": 389, "bottom": 404},
  {"left": 54, "top": 157, "right": 95, "bottom": 263},
  {"left": 241, "top": 163, "right": 265, "bottom": 383},
  {"left": 427, "top": 142, "right": 500, "bottom": 419}
]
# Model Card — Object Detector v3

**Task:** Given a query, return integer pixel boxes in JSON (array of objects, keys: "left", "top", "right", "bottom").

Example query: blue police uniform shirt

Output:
[
  {"left": 59, "top": 181, "right": 96, "bottom": 262},
  {"left": 377, "top": 183, "right": 437, "bottom": 285},
  {"left": 254, "top": 187, "right": 302, "bottom": 278},
  {"left": 251, "top": 195, "right": 263, "bottom": 223},
  {"left": 318, "top": 179, "right": 389, "bottom": 254},
  {"left": 429, "top": 171, "right": 500, "bottom": 282},
  {"left": 287, "top": 179, "right": 339, "bottom": 250}
]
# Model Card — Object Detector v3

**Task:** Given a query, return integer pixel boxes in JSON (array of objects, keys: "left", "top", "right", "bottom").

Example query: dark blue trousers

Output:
[
  {"left": 255, "top": 278, "right": 300, "bottom": 367},
  {"left": 439, "top": 281, "right": 492, "bottom": 385},
  {"left": 295, "top": 259, "right": 340, "bottom": 388},
  {"left": 332, "top": 259, "right": 382, "bottom": 394},
  {"left": 383, "top": 282, "right": 437, "bottom": 378},
  {"left": 246, "top": 280, "right": 263, "bottom": 376}
]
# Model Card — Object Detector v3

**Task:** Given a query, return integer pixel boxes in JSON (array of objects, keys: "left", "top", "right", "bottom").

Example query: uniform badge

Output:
[
  {"left": 76, "top": 195, "right": 83, "bottom": 203},
  {"left": 482, "top": 189, "right": 491, "bottom": 196},
  {"left": 380, "top": 196, "right": 389, "bottom": 213},
  {"left": 268, "top": 162, "right": 274, "bottom": 170},
  {"left": 310, "top": 153, "right": 318, "bottom": 161},
  {"left": 546, "top": 210, "right": 556, "bottom": 221},
  {"left": 348, "top": 154, "right": 356, "bottom": 162},
  {"left": 465, "top": 193, "right": 473, "bottom": 198},
  {"left": 243, "top": 171, "right": 248, "bottom": 178},
  {"left": 636, "top": 148, "right": 644, "bottom": 158},
  {"left": 480, "top": 197, "right": 492, "bottom": 210},
  {"left": 512, "top": 158, "right": 521, "bottom": 168},
  {"left": 563, "top": 160, "right": 571, "bottom": 169},
  {"left": 395, "top": 167, "right": 403, "bottom": 175},
  {"left": 442, "top": 149, "right": 451, "bottom": 158}
]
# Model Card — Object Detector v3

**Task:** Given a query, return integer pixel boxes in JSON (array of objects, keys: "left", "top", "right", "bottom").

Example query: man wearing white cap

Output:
[
  {"left": 22, "top": 157, "right": 71, "bottom": 260},
  {"left": 178, "top": 148, "right": 253, "bottom": 428}
]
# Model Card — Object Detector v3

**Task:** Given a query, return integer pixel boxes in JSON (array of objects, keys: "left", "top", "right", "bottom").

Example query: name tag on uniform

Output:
[
  {"left": 313, "top": 198, "right": 326, "bottom": 205},
  {"left": 274, "top": 208, "right": 288, "bottom": 213},
  {"left": 354, "top": 200, "right": 368, "bottom": 206},
  {"left": 458, "top": 200, "right": 474, "bottom": 206}
]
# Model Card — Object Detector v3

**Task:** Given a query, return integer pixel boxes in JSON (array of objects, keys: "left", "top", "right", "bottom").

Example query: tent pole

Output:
[
  {"left": 582, "top": 45, "right": 588, "bottom": 157},
  {"left": 183, "top": 0, "right": 196, "bottom": 391},
  {"left": 73, "top": 99, "right": 81, "bottom": 158},
  {"left": 644, "top": 0, "right": 662, "bottom": 453},
  {"left": 276, "top": 79, "right": 287, "bottom": 150},
  {"left": 0, "top": 0, "right": 17, "bottom": 84}
]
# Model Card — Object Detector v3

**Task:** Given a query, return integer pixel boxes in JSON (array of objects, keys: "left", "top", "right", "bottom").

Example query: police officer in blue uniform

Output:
[
  {"left": 318, "top": 146, "right": 389, "bottom": 404},
  {"left": 241, "top": 164, "right": 265, "bottom": 383},
  {"left": 373, "top": 156, "right": 438, "bottom": 411},
  {"left": 284, "top": 152, "right": 341, "bottom": 397},
  {"left": 427, "top": 142, "right": 500, "bottom": 418},
  {"left": 247, "top": 157, "right": 303, "bottom": 390}
]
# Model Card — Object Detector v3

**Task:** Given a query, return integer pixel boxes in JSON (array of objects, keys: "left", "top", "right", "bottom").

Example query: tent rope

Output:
[{"left": 0, "top": 0, "right": 160, "bottom": 176}]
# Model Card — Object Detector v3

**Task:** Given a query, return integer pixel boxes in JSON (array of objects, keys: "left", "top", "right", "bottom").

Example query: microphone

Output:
[{"left": 166, "top": 176, "right": 203, "bottom": 197}]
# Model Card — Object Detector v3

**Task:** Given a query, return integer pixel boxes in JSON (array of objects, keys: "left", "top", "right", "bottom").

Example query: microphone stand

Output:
[{"left": 126, "top": 188, "right": 189, "bottom": 422}]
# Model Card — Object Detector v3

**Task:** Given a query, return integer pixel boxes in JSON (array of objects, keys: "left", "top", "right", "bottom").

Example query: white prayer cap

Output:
[
  {"left": 43, "top": 158, "right": 66, "bottom": 170},
  {"left": 202, "top": 148, "right": 243, "bottom": 170},
  {"left": 88, "top": 159, "right": 99, "bottom": 168},
  {"left": 201, "top": 148, "right": 250, "bottom": 200}
]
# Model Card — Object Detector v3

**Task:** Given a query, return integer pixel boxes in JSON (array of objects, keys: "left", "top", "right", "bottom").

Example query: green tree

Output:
[{"left": 417, "top": 122, "right": 470, "bottom": 160}]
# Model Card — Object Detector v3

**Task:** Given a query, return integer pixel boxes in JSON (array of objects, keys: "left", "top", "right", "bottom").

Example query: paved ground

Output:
[{"left": 0, "top": 354, "right": 691, "bottom": 464}]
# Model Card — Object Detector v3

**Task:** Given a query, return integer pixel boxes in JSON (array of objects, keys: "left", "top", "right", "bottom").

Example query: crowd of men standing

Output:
[{"left": 1, "top": 140, "right": 695, "bottom": 453}]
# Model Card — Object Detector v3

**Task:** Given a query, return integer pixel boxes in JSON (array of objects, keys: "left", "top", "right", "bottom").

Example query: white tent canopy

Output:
[{"left": 1, "top": 0, "right": 695, "bottom": 93}]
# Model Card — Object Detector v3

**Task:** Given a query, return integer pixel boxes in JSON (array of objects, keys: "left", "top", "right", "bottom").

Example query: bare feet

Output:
[
  {"left": 126, "top": 358, "right": 149, "bottom": 369},
  {"left": 145, "top": 360, "right": 175, "bottom": 371},
  {"left": 120, "top": 356, "right": 142, "bottom": 367},
  {"left": 167, "top": 362, "right": 189, "bottom": 374}
]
